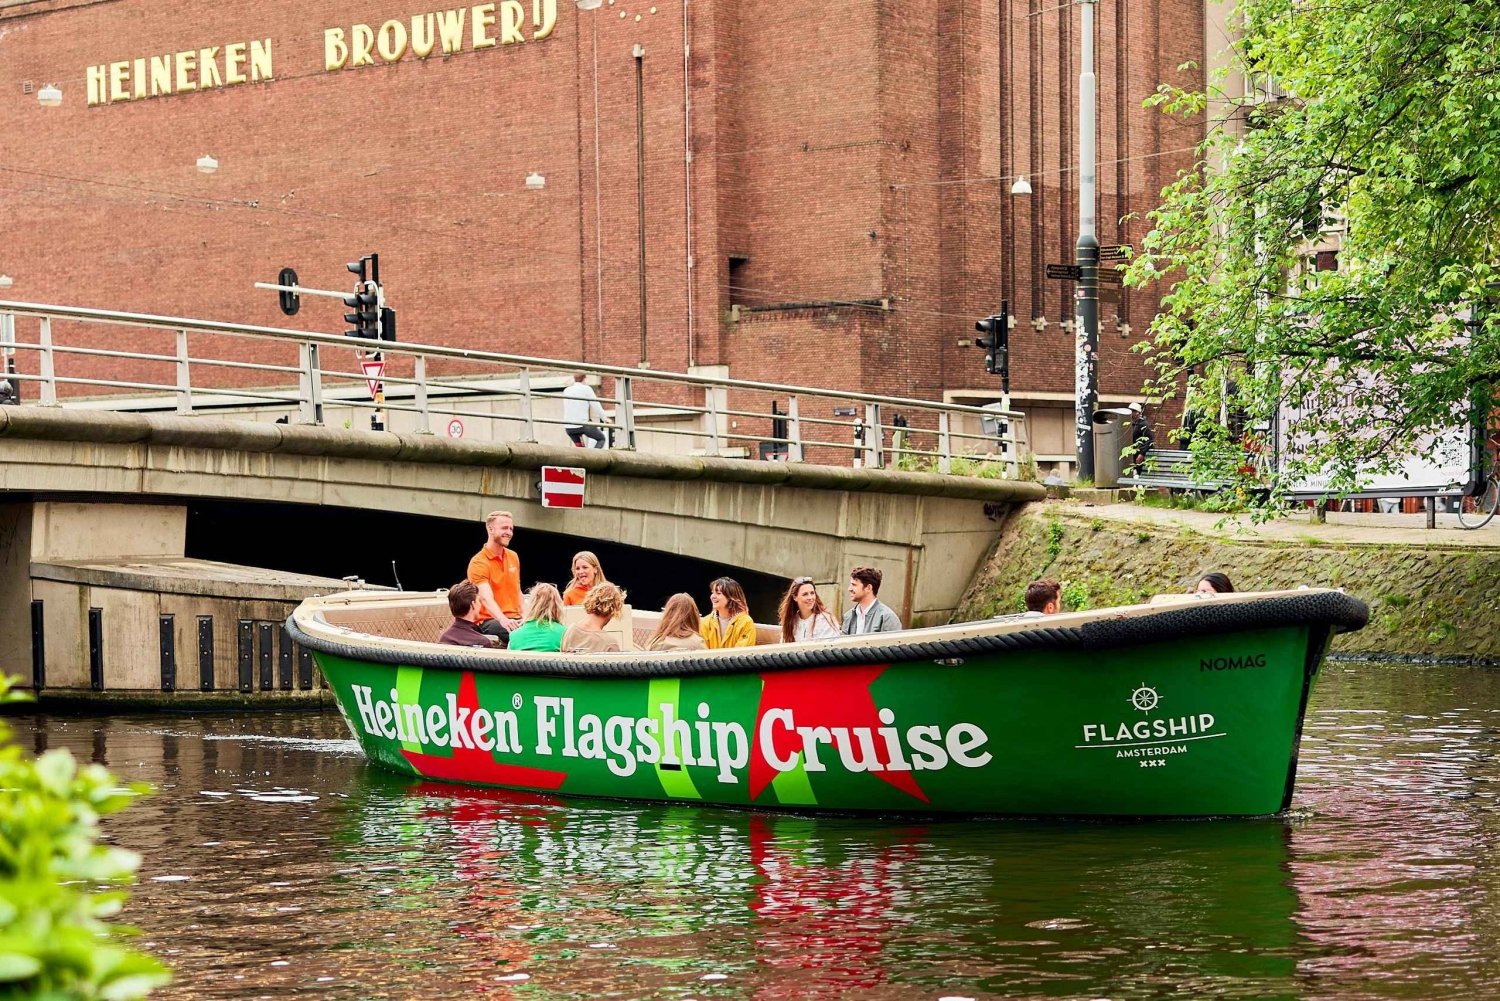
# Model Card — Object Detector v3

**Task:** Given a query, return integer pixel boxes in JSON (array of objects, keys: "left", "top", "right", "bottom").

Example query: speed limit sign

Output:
[{"left": 447, "top": 419, "right": 464, "bottom": 438}]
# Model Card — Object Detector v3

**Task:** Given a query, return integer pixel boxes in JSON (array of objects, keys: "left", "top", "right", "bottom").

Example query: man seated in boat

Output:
[
  {"left": 841, "top": 566, "right": 903, "bottom": 635},
  {"left": 992, "top": 578, "right": 1062, "bottom": 622},
  {"left": 438, "top": 581, "right": 499, "bottom": 648},
  {"left": 1025, "top": 578, "right": 1062, "bottom": 616}
]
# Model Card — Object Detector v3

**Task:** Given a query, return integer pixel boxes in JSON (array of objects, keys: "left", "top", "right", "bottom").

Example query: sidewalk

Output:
[{"left": 1060, "top": 497, "right": 1500, "bottom": 548}]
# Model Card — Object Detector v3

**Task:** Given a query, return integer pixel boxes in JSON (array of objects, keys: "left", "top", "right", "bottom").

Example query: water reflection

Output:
[{"left": 5, "top": 660, "right": 1498, "bottom": 999}]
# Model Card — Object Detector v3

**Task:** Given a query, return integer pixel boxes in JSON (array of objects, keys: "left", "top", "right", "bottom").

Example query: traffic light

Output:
[
  {"left": 974, "top": 299, "right": 1010, "bottom": 377},
  {"left": 343, "top": 257, "right": 378, "bottom": 338},
  {"left": 343, "top": 286, "right": 378, "bottom": 338}
]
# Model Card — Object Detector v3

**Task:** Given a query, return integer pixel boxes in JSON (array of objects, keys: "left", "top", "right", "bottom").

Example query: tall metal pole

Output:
[
  {"left": 1074, "top": 0, "right": 1099, "bottom": 480},
  {"left": 634, "top": 44, "right": 649, "bottom": 367}
]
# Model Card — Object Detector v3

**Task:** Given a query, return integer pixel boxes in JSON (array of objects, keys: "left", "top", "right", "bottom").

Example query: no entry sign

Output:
[{"left": 540, "top": 465, "right": 586, "bottom": 509}]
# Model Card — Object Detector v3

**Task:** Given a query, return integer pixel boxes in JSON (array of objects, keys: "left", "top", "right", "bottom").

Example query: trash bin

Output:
[{"left": 1091, "top": 408, "right": 1133, "bottom": 488}]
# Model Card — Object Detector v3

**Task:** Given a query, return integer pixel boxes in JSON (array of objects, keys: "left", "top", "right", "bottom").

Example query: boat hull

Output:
[{"left": 310, "top": 622, "right": 1331, "bottom": 817}]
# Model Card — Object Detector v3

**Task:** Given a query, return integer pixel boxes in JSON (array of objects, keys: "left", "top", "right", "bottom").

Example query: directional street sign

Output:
[
  {"left": 1097, "top": 267, "right": 1125, "bottom": 284},
  {"left": 1099, "top": 245, "right": 1131, "bottom": 262},
  {"left": 1045, "top": 263, "right": 1082, "bottom": 281},
  {"left": 540, "top": 465, "right": 586, "bottom": 509}
]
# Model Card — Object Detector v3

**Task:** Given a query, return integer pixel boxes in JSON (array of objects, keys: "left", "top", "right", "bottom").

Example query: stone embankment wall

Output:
[{"left": 958, "top": 504, "right": 1500, "bottom": 662}]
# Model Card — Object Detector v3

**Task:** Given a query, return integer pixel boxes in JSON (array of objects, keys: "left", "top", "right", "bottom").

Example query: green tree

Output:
[
  {"left": 0, "top": 678, "right": 169, "bottom": 999},
  {"left": 1132, "top": 0, "right": 1500, "bottom": 503}
]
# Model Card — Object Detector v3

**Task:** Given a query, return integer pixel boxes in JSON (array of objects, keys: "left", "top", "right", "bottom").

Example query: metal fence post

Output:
[
  {"left": 616, "top": 376, "right": 637, "bottom": 449},
  {"left": 517, "top": 367, "right": 536, "bottom": 442},
  {"left": 1006, "top": 412, "right": 1020, "bottom": 479},
  {"left": 938, "top": 412, "right": 952, "bottom": 474},
  {"left": 865, "top": 402, "right": 883, "bottom": 469},
  {"left": 704, "top": 384, "right": 721, "bottom": 455},
  {"left": 38, "top": 317, "right": 57, "bottom": 406},
  {"left": 787, "top": 394, "right": 803, "bottom": 462},
  {"left": 413, "top": 355, "right": 432, "bottom": 434},
  {"left": 298, "top": 343, "right": 323, "bottom": 425},
  {"left": 174, "top": 329, "right": 192, "bottom": 414}
]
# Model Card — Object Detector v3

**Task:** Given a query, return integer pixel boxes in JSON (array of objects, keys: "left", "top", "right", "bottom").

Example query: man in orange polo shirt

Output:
[{"left": 467, "top": 510, "right": 523, "bottom": 646}]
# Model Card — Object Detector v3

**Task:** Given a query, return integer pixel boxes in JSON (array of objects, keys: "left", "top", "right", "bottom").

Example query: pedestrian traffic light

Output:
[
  {"left": 974, "top": 300, "right": 1010, "bottom": 377},
  {"left": 379, "top": 306, "right": 396, "bottom": 342}
]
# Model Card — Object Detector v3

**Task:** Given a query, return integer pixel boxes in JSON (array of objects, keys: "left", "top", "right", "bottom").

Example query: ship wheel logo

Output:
[{"left": 1129, "top": 684, "right": 1160, "bottom": 714}]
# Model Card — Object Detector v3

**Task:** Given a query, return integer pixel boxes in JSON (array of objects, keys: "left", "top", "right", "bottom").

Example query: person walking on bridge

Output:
[
  {"left": 562, "top": 372, "right": 608, "bottom": 448},
  {"left": 466, "top": 510, "right": 523, "bottom": 647}
]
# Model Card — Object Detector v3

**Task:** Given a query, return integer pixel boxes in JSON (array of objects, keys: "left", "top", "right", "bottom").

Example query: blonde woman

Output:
[
  {"left": 561, "top": 582, "right": 627, "bottom": 653},
  {"left": 506, "top": 583, "right": 568, "bottom": 652},
  {"left": 563, "top": 551, "right": 608, "bottom": 606},
  {"left": 646, "top": 594, "right": 707, "bottom": 652},
  {"left": 700, "top": 577, "right": 756, "bottom": 649}
]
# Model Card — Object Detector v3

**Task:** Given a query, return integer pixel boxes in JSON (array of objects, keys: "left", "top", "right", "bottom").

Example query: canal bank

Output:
[{"left": 962, "top": 501, "right": 1500, "bottom": 662}]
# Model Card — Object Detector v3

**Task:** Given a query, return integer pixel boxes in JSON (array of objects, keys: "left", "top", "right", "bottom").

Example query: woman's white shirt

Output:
[{"left": 794, "top": 612, "right": 841, "bottom": 642}]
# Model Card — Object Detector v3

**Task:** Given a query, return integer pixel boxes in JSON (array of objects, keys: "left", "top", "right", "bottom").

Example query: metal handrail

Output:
[{"left": 0, "top": 299, "right": 1027, "bottom": 473}]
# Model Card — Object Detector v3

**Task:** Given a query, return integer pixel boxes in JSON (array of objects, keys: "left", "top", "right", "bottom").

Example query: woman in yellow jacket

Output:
[{"left": 701, "top": 576, "right": 757, "bottom": 648}]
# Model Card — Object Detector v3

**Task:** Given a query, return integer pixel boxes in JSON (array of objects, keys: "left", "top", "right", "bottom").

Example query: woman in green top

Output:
[{"left": 506, "top": 583, "right": 568, "bottom": 652}]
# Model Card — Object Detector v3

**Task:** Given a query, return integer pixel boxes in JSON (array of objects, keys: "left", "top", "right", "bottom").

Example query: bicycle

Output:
[{"left": 1457, "top": 435, "right": 1500, "bottom": 529}]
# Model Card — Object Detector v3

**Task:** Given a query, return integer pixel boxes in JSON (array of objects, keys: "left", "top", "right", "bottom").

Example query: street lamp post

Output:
[{"left": 1073, "top": 0, "right": 1100, "bottom": 480}]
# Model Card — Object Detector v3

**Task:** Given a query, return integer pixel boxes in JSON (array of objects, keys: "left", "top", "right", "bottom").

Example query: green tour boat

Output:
[{"left": 286, "top": 587, "right": 1367, "bottom": 818}]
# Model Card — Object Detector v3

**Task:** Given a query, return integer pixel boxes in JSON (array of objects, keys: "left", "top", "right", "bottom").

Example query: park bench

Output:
[{"left": 1116, "top": 449, "right": 1228, "bottom": 492}]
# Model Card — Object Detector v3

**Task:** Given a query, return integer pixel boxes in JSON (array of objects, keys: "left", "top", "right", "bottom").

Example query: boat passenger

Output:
[
  {"left": 466, "top": 510, "right": 523, "bottom": 647},
  {"left": 437, "top": 581, "right": 498, "bottom": 648},
  {"left": 701, "top": 577, "right": 756, "bottom": 648},
  {"left": 779, "top": 576, "right": 840, "bottom": 643},
  {"left": 841, "top": 566, "right": 902, "bottom": 635},
  {"left": 560, "top": 582, "right": 627, "bottom": 653},
  {"left": 507, "top": 583, "right": 568, "bottom": 652},
  {"left": 1024, "top": 578, "right": 1062, "bottom": 616},
  {"left": 563, "top": 551, "right": 608, "bottom": 606},
  {"left": 1196, "top": 572, "right": 1235, "bottom": 595},
  {"left": 645, "top": 593, "right": 708, "bottom": 651}
]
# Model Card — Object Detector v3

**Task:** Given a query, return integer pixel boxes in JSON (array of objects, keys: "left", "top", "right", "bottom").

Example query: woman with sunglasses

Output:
[{"left": 778, "top": 576, "right": 840, "bottom": 643}]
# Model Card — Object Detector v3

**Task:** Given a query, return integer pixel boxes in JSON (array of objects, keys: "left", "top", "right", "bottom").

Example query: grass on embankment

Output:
[{"left": 957, "top": 503, "right": 1500, "bottom": 662}]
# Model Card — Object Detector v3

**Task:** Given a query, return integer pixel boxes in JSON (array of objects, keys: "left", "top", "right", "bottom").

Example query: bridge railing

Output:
[{"left": 0, "top": 300, "right": 1027, "bottom": 475}]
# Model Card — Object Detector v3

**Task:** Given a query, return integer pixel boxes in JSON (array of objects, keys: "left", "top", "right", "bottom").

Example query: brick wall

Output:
[{"left": 0, "top": 0, "right": 1203, "bottom": 417}]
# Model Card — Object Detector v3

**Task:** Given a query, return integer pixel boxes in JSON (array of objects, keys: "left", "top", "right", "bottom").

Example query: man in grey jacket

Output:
[{"left": 841, "top": 565, "right": 903, "bottom": 635}]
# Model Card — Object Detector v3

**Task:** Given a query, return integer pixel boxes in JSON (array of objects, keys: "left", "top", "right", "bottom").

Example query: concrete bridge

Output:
[{"left": 0, "top": 406, "right": 1043, "bottom": 702}]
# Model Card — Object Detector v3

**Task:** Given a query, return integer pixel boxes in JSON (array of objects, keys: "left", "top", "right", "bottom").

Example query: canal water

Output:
[{"left": 8, "top": 659, "right": 1500, "bottom": 1000}]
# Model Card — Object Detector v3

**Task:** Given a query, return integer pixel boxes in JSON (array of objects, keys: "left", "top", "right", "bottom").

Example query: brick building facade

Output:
[{"left": 0, "top": 0, "right": 1204, "bottom": 461}]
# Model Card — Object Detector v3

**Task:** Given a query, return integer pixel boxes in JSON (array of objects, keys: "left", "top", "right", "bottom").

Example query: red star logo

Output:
[
  {"left": 748, "top": 664, "right": 928, "bottom": 803},
  {"left": 401, "top": 671, "right": 569, "bottom": 790}
]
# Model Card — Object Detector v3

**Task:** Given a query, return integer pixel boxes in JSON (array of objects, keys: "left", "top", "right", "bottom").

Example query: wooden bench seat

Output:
[{"left": 1117, "top": 449, "right": 1228, "bottom": 492}]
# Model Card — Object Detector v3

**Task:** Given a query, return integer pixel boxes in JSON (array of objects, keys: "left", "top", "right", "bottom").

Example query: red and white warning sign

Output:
[
  {"left": 540, "top": 465, "right": 586, "bottom": 509},
  {"left": 360, "top": 358, "right": 386, "bottom": 400}
]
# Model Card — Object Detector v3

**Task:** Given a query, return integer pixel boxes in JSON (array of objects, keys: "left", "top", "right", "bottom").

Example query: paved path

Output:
[{"left": 1061, "top": 498, "right": 1500, "bottom": 548}]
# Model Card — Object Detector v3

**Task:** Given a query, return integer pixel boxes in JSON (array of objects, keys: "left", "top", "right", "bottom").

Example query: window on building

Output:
[{"left": 728, "top": 256, "right": 749, "bottom": 307}]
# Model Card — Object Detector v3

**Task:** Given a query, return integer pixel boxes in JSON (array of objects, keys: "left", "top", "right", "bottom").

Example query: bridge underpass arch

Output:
[{"left": 184, "top": 498, "right": 792, "bottom": 622}]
